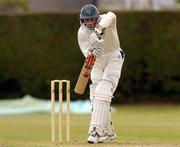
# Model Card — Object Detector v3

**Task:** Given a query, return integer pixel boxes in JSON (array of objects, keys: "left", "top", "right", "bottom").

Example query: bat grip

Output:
[{"left": 85, "top": 55, "right": 96, "bottom": 69}]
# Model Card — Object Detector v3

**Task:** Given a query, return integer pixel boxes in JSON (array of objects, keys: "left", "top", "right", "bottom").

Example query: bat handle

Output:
[{"left": 85, "top": 55, "right": 96, "bottom": 69}]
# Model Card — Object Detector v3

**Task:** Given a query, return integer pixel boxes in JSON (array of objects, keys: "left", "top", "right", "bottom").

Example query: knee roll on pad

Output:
[{"left": 94, "top": 80, "right": 114, "bottom": 102}]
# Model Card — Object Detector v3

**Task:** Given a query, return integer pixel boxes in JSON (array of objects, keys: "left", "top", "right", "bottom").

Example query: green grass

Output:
[{"left": 0, "top": 105, "right": 180, "bottom": 147}]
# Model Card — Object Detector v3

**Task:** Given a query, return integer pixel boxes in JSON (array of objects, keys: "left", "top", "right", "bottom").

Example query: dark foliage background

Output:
[{"left": 0, "top": 11, "right": 179, "bottom": 103}]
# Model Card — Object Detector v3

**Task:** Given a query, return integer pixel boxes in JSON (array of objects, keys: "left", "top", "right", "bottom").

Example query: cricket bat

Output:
[{"left": 74, "top": 54, "right": 96, "bottom": 94}]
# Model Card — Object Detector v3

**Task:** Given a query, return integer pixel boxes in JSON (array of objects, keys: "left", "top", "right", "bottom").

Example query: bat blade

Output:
[
  {"left": 74, "top": 55, "right": 96, "bottom": 94},
  {"left": 74, "top": 64, "right": 91, "bottom": 94}
]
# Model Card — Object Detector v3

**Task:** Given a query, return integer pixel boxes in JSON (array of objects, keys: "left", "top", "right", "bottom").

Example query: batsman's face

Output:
[{"left": 83, "top": 18, "right": 98, "bottom": 30}]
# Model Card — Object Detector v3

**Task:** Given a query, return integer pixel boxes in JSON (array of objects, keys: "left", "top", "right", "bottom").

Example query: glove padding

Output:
[
  {"left": 89, "top": 32, "right": 104, "bottom": 57},
  {"left": 88, "top": 47, "right": 105, "bottom": 58},
  {"left": 89, "top": 32, "right": 104, "bottom": 49}
]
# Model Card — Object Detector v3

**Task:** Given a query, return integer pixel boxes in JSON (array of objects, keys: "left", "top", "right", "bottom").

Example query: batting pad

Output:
[
  {"left": 105, "top": 108, "right": 115, "bottom": 136},
  {"left": 89, "top": 99, "right": 110, "bottom": 135},
  {"left": 89, "top": 83, "right": 97, "bottom": 101},
  {"left": 94, "top": 80, "right": 113, "bottom": 102}
]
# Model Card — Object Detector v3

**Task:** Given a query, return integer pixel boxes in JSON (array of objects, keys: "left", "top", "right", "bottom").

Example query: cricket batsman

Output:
[{"left": 77, "top": 4, "right": 125, "bottom": 143}]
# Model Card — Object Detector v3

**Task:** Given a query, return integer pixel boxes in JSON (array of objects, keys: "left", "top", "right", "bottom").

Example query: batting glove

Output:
[
  {"left": 88, "top": 47, "right": 105, "bottom": 58},
  {"left": 89, "top": 32, "right": 104, "bottom": 49}
]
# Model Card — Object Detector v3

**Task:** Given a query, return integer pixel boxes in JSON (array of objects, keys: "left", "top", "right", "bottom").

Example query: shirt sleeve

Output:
[
  {"left": 77, "top": 28, "right": 89, "bottom": 57},
  {"left": 98, "top": 11, "right": 116, "bottom": 29}
]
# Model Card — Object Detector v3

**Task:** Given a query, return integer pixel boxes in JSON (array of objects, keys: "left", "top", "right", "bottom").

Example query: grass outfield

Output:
[{"left": 0, "top": 105, "right": 180, "bottom": 147}]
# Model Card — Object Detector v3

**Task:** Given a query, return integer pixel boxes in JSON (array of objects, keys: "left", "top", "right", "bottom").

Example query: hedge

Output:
[{"left": 0, "top": 11, "right": 179, "bottom": 103}]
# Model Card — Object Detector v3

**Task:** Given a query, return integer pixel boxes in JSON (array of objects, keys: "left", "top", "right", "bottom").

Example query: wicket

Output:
[{"left": 51, "top": 80, "right": 70, "bottom": 143}]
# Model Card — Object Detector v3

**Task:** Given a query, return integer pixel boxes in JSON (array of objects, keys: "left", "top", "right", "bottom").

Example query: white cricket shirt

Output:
[{"left": 77, "top": 11, "right": 121, "bottom": 57}]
